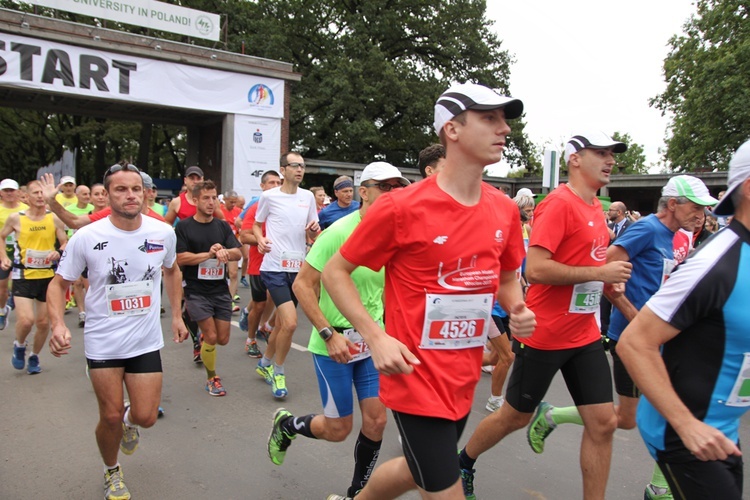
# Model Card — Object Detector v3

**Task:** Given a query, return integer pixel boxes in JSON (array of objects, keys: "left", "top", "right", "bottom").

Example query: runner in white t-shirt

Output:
[
  {"left": 48, "top": 163, "right": 188, "bottom": 500},
  {"left": 253, "top": 152, "right": 320, "bottom": 399}
]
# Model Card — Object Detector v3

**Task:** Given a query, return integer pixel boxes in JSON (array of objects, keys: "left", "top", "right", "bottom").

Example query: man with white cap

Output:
[
  {"left": 458, "top": 130, "right": 632, "bottom": 500},
  {"left": 618, "top": 139, "right": 750, "bottom": 500},
  {"left": 0, "top": 179, "right": 28, "bottom": 330},
  {"left": 267, "top": 162, "right": 409, "bottom": 500},
  {"left": 55, "top": 176, "right": 78, "bottom": 208},
  {"left": 528, "top": 174, "right": 718, "bottom": 499},
  {"left": 323, "top": 83, "right": 535, "bottom": 499}
]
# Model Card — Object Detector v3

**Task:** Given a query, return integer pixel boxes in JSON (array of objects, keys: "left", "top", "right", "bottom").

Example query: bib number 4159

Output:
[{"left": 430, "top": 319, "right": 482, "bottom": 340}]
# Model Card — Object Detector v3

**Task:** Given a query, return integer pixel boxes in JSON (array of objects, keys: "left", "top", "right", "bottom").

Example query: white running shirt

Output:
[
  {"left": 56, "top": 216, "right": 177, "bottom": 360},
  {"left": 255, "top": 187, "right": 317, "bottom": 273}
]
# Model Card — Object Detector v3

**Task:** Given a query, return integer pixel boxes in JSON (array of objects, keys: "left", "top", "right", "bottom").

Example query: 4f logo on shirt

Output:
[
  {"left": 93, "top": 241, "right": 109, "bottom": 250},
  {"left": 433, "top": 235, "right": 449, "bottom": 245}
]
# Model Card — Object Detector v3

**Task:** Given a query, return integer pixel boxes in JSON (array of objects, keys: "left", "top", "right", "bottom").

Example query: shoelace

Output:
[{"left": 105, "top": 468, "right": 124, "bottom": 490}]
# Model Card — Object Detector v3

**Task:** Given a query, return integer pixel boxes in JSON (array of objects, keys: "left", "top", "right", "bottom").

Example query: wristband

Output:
[{"left": 318, "top": 326, "right": 334, "bottom": 342}]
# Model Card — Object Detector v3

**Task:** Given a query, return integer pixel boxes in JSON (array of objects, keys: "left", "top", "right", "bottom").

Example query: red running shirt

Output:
[
  {"left": 340, "top": 175, "right": 525, "bottom": 420},
  {"left": 524, "top": 185, "right": 609, "bottom": 350},
  {"left": 240, "top": 203, "right": 264, "bottom": 276}
]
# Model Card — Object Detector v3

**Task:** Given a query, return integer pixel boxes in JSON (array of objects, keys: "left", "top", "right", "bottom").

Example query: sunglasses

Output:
[
  {"left": 104, "top": 163, "right": 140, "bottom": 181},
  {"left": 362, "top": 181, "right": 408, "bottom": 192}
]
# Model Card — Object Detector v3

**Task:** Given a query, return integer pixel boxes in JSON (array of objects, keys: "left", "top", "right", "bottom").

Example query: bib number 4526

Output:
[{"left": 431, "top": 319, "right": 481, "bottom": 340}]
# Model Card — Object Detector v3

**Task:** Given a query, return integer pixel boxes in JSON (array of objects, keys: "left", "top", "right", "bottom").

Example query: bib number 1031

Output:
[
  {"left": 111, "top": 296, "right": 151, "bottom": 312},
  {"left": 430, "top": 319, "right": 483, "bottom": 339}
]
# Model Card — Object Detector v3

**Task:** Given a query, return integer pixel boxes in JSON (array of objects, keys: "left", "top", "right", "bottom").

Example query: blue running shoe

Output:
[
  {"left": 239, "top": 307, "right": 249, "bottom": 332},
  {"left": 7, "top": 293, "right": 14, "bottom": 310},
  {"left": 240, "top": 276, "right": 250, "bottom": 288},
  {"left": 11, "top": 344, "right": 26, "bottom": 370},
  {"left": 27, "top": 354, "right": 42, "bottom": 374}
]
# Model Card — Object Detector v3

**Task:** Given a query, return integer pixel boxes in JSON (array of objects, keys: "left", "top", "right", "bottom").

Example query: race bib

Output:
[
  {"left": 726, "top": 353, "right": 750, "bottom": 407},
  {"left": 420, "top": 293, "right": 493, "bottom": 350},
  {"left": 280, "top": 251, "right": 304, "bottom": 271},
  {"left": 25, "top": 249, "right": 52, "bottom": 269},
  {"left": 569, "top": 281, "right": 603, "bottom": 314},
  {"left": 343, "top": 328, "right": 371, "bottom": 363},
  {"left": 106, "top": 280, "right": 153, "bottom": 317},
  {"left": 198, "top": 259, "right": 225, "bottom": 280}
]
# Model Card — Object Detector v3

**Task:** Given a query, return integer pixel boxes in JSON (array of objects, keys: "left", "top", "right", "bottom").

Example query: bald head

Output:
[{"left": 608, "top": 201, "right": 627, "bottom": 223}]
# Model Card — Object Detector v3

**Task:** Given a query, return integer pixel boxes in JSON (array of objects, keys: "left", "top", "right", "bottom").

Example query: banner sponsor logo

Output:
[{"left": 20, "top": 0, "right": 221, "bottom": 41}]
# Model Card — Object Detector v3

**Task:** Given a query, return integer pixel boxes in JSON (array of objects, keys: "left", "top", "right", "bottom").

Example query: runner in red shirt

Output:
[
  {"left": 323, "top": 83, "right": 536, "bottom": 499},
  {"left": 458, "top": 131, "right": 633, "bottom": 500}
]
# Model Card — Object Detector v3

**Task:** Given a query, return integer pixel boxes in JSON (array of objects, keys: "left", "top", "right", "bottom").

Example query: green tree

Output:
[
  {"left": 651, "top": 0, "right": 750, "bottom": 171},
  {"left": 611, "top": 132, "right": 648, "bottom": 174}
]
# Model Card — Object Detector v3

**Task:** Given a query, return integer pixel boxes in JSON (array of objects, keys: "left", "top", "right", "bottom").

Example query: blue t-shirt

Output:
[
  {"left": 238, "top": 196, "right": 260, "bottom": 220},
  {"left": 318, "top": 200, "right": 360, "bottom": 229},
  {"left": 607, "top": 214, "right": 676, "bottom": 341}
]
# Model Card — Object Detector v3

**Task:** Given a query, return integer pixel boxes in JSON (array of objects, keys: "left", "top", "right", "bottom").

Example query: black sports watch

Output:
[{"left": 318, "top": 327, "right": 334, "bottom": 342}]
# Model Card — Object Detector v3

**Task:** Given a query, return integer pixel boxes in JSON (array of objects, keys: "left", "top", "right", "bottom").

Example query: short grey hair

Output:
[
  {"left": 657, "top": 195, "right": 690, "bottom": 212},
  {"left": 223, "top": 189, "right": 238, "bottom": 199}
]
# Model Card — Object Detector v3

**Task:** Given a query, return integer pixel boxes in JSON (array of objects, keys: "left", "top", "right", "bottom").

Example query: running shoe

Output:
[
  {"left": 246, "top": 340, "right": 262, "bottom": 358},
  {"left": 193, "top": 345, "right": 202, "bottom": 364},
  {"left": 233, "top": 294, "right": 241, "bottom": 302},
  {"left": 120, "top": 405, "right": 140, "bottom": 455},
  {"left": 240, "top": 276, "right": 250, "bottom": 288},
  {"left": 267, "top": 408, "right": 295, "bottom": 465},
  {"left": 256, "top": 362, "right": 274, "bottom": 385},
  {"left": 272, "top": 373, "right": 288, "bottom": 399},
  {"left": 232, "top": 302, "right": 240, "bottom": 313},
  {"left": 0, "top": 304, "right": 9, "bottom": 330},
  {"left": 239, "top": 307, "right": 249, "bottom": 332},
  {"left": 206, "top": 376, "right": 227, "bottom": 397},
  {"left": 481, "top": 365, "right": 494, "bottom": 374},
  {"left": 158, "top": 406, "right": 165, "bottom": 418},
  {"left": 256, "top": 328, "right": 270, "bottom": 343},
  {"left": 103, "top": 464, "right": 131, "bottom": 500},
  {"left": 11, "top": 343, "right": 26, "bottom": 370},
  {"left": 27, "top": 354, "right": 42, "bottom": 374},
  {"left": 485, "top": 395, "right": 504, "bottom": 412},
  {"left": 527, "top": 401, "right": 556, "bottom": 454},
  {"left": 644, "top": 483, "right": 673, "bottom": 499},
  {"left": 78, "top": 311, "right": 86, "bottom": 328},
  {"left": 460, "top": 465, "right": 476, "bottom": 500},
  {"left": 326, "top": 495, "right": 353, "bottom": 500}
]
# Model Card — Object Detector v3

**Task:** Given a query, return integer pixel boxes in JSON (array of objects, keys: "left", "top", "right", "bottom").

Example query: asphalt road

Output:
[{"left": 1, "top": 286, "right": 748, "bottom": 499}]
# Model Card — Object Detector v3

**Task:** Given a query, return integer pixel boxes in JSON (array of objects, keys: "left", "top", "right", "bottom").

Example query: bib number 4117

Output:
[{"left": 431, "top": 319, "right": 482, "bottom": 339}]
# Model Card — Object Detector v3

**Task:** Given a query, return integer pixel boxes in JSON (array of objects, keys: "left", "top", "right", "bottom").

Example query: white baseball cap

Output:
[
  {"left": 662, "top": 175, "right": 718, "bottom": 206},
  {"left": 360, "top": 162, "right": 410, "bottom": 186},
  {"left": 433, "top": 83, "right": 523, "bottom": 136},
  {"left": 713, "top": 139, "right": 750, "bottom": 216},
  {"left": 0, "top": 179, "right": 19, "bottom": 190},
  {"left": 564, "top": 131, "right": 628, "bottom": 163},
  {"left": 60, "top": 176, "right": 76, "bottom": 185}
]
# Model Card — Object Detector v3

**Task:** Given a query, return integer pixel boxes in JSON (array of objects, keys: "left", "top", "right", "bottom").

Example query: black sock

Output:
[
  {"left": 348, "top": 431, "right": 382, "bottom": 497},
  {"left": 458, "top": 447, "right": 476, "bottom": 471},
  {"left": 281, "top": 414, "right": 317, "bottom": 439}
]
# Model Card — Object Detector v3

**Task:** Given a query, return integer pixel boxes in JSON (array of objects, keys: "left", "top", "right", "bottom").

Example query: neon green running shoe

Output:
[
  {"left": 267, "top": 408, "right": 295, "bottom": 465},
  {"left": 527, "top": 401, "right": 556, "bottom": 454},
  {"left": 644, "top": 483, "right": 674, "bottom": 499}
]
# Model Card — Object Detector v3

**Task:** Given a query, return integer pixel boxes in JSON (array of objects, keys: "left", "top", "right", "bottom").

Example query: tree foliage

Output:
[
  {"left": 0, "top": 0, "right": 538, "bottom": 179},
  {"left": 651, "top": 0, "right": 750, "bottom": 171},
  {"left": 611, "top": 132, "right": 648, "bottom": 174}
]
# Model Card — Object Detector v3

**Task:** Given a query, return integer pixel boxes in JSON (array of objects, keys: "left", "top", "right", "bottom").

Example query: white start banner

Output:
[
  {"left": 0, "top": 32, "right": 285, "bottom": 117},
  {"left": 20, "top": 0, "right": 221, "bottom": 41}
]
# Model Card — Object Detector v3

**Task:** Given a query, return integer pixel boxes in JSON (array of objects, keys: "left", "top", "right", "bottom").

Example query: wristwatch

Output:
[{"left": 318, "top": 327, "right": 334, "bottom": 342}]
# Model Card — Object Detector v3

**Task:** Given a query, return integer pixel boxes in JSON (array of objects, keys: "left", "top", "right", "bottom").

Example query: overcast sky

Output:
[{"left": 483, "top": 0, "right": 698, "bottom": 175}]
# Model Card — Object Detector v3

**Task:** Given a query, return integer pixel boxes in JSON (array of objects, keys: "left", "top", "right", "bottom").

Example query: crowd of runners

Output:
[{"left": 1, "top": 82, "right": 749, "bottom": 500}]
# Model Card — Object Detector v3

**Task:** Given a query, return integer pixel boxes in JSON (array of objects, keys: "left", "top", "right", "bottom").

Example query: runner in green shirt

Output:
[{"left": 266, "top": 162, "right": 410, "bottom": 500}]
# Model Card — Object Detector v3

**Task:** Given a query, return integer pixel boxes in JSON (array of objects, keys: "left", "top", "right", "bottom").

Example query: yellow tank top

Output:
[
  {"left": 0, "top": 202, "right": 28, "bottom": 253},
  {"left": 14, "top": 212, "right": 57, "bottom": 279}
]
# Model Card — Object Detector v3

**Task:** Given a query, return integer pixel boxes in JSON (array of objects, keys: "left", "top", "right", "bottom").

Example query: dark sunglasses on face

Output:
[{"left": 362, "top": 181, "right": 407, "bottom": 192}]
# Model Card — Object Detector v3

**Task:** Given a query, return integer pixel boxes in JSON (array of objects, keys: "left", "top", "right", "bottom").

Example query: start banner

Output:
[
  {"left": 0, "top": 32, "right": 284, "bottom": 118},
  {"left": 20, "top": 0, "right": 221, "bottom": 41}
]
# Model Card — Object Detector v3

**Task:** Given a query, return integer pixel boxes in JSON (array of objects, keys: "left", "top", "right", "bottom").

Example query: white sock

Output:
[
  {"left": 123, "top": 407, "right": 135, "bottom": 427},
  {"left": 104, "top": 462, "right": 120, "bottom": 472}
]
